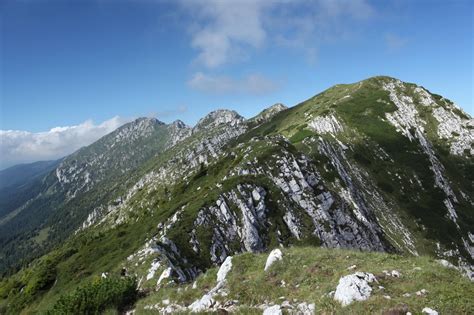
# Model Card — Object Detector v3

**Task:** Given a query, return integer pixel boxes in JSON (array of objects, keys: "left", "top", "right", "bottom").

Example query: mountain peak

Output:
[
  {"left": 171, "top": 119, "right": 189, "bottom": 129},
  {"left": 251, "top": 103, "right": 288, "bottom": 124},
  {"left": 194, "top": 109, "right": 245, "bottom": 130}
]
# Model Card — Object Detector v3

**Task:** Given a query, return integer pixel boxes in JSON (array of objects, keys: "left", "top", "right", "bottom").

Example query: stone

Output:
[
  {"left": 295, "top": 302, "right": 315, "bottom": 315},
  {"left": 437, "top": 259, "right": 456, "bottom": 269},
  {"left": 391, "top": 270, "right": 401, "bottom": 277},
  {"left": 263, "top": 305, "right": 282, "bottom": 315},
  {"left": 382, "top": 304, "right": 409, "bottom": 315},
  {"left": 416, "top": 289, "right": 428, "bottom": 296},
  {"left": 157, "top": 267, "right": 172, "bottom": 286},
  {"left": 217, "top": 256, "right": 233, "bottom": 283},
  {"left": 188, "top": 292, "right": 215, "bottom": 312},
  {"left": 264, "top": 249, "right": 283, "bottom": 271},
  {"left": 334, "top": 272, "right": 377, "bottom": 306},
  {"left": 422, "top": 307, "right": 439, "bottom": 315}
]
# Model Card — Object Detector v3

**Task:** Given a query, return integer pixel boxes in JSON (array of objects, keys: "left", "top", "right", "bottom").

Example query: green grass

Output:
[{"left": 135, "top": 246, "right": 474, "bottom": 314}]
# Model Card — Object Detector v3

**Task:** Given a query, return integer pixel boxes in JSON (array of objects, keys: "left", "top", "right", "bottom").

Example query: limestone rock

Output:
[
  {"left": 264, "top": 249, "right": 283, "bottom": 271},
  {"left": 334, "top": 272, "right": 377, "bottom": 306},
  {"left": 422, "top": 307, "right": 439, "bottom": 315},
  {"left": 217, "top": 256, "right": 233, "bottom": 283},
  {"left": 263, "top": 305, "right": 282, "bottom": 315}
]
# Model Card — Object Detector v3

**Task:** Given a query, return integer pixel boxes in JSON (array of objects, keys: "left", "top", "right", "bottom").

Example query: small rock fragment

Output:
[
  {"left": 391, "top": 270, "right": 401, "bottom": 277},
  {"left": 295, "top": 302, "right": 315, "bottom": 315},
  {"left": 422, "top": 307, "right": 439, "bottom": 315},
  {"left": 416, "top": 289, "right": 428, "bottom": 296}
]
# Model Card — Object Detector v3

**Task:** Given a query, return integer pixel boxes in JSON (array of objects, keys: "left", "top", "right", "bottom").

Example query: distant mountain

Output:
[
  {"left": 0, "top": 160, "right": 60, "bottom": 221},
  {"left": 0, "top": 117, "right": 189, "bottom": 275},
  {"left": 0, "top": 76, "right": 472, "bottom": 314},
  {"left": 0, "top": 160, "right": 59, "bottom": 190}
]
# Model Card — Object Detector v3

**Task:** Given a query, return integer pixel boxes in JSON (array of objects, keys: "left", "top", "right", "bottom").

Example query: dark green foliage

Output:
[{"left": 47, "top": 276, "right": 137, "bottom": 315}]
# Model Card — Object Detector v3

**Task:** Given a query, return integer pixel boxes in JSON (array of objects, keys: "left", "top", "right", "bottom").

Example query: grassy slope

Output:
[{"left": 136, "top": 246, "right": 474, "bottom": 314}]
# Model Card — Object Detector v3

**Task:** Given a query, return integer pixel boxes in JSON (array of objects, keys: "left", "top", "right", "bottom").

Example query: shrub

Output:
[{"left": 47, "top": 276, "right": 137, "bottom": 315}]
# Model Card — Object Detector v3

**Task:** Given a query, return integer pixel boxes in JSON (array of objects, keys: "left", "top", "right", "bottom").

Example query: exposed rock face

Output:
[
  {"left": 334, "top": 272, "right": 377, "bottom": 306},
  {"left": 190, "top": 184, "right": 269, "bottom": 263},
  {"left": 382, "top": 79, "right": 473, "bottom": 266},
  {"left": 167, "top": 120, "right": 192, "bottom": 148},
  {"left": 251, "top": 103, "right": 288, "bottom": 124},
  {"left": 195, "top": 109, "right": 245, "bottom": 131},
  {"left": 308, "top": 114, "right": 343, "bottom": 134},
  {"left": 231, "top": 136, "right": 390, "bottom": 252},
  {"left": 264, "top": 249, "right": 283, "bottom": 271},
  {"left": 432, "top": 105, "right": 474, "bottom": 156}
]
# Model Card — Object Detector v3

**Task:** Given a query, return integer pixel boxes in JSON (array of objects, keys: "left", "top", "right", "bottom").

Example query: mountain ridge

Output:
[{"left": 0, "top": 76, "right": 472, "bottom": 314}]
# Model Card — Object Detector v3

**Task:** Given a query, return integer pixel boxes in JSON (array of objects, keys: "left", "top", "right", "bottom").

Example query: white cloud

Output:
[
  {"left": 184, "top": 0, "right": 268, "bottom": 68},
  {"left": 183, "top": 0, "right": 375, "bottom": 68},
  {"left": 0, "top": 116, "right": 129, "bottom": 169},
  {"left": 188, "top": 72, "right": 279, "bottom": 95}
]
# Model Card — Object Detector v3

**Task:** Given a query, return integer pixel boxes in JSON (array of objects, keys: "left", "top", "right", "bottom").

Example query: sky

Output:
[{"left": 0, "top": 0, "right": 473, "bottom": 169}]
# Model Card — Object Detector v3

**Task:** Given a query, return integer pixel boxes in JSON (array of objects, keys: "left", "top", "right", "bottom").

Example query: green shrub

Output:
[{"left": 47, "top": 276, "right": 137, "bottom": 315}]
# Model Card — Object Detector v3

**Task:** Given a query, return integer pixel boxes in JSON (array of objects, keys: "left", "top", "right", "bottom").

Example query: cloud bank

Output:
[
  {"left": 0, "top": 116, "right": 129, "bottom": 169},
  {"left": 186, "top": 0, "right": 268, "bottom": 68}
]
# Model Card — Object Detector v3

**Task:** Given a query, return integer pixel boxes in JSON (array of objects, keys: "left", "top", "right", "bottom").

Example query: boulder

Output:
[
  {"left": 217, "top": 256, "right": 233, "bottom": 282},
  {"left": 263, "top": 305, "right": 282, "bottom": 315},
  {"left": 334, "top": 272, "right": 377, "bottom": 306},
  {"left": 264, "top": 249, "right": 283, "bottom": 271},
  {"left": 422, "top": 307, "right": 439, "bottom": 315},
  {"left": 188, "top": 292, "right": 215, "bottom": 312}
]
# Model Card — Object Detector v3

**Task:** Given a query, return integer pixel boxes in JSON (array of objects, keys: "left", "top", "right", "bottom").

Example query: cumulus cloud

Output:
[
  {"left": 183, "top": 0, "right": 375, "bottom": 67},
  {"left": 184, "top": 0, "right": 268, "bottom": 68},
  {"left": 0, "top": 116, "right": 129, "bottom": 169},
  {"left": 188, "top": 72, "right": 279, "bottom": 95}
]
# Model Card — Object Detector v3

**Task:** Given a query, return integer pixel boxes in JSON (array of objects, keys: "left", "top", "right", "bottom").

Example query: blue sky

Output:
[{"left": 0, "top": 0, "right": 472, "bottom": 168}]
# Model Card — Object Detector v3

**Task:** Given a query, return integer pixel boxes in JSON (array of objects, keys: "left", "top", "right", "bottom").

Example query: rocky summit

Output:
[{"left": 0, "top": 76, "right": 473, "bottom": 314}]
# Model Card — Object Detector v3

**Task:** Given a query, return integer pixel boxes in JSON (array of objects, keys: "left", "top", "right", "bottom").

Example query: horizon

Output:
[{"left": 1, "top": 0, "right": 473, "bottom": 168}]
